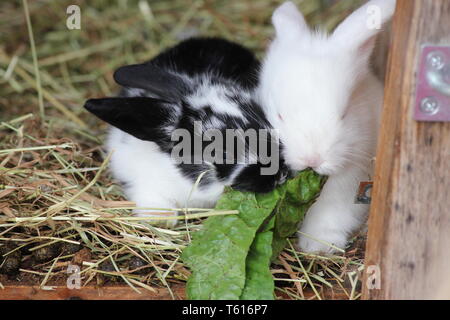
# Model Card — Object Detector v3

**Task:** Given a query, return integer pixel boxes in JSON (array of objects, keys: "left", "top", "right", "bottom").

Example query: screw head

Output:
[
  {"left": 427, "top": 51, "right": 446, "bottom": 70},
  {"left": 420, "top": 97, "right": 440, "bottom": 115}
]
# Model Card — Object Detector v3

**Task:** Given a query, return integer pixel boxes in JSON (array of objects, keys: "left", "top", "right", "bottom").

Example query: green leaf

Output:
[
  {"left": 271, "top": 170, "right": 326, "bottom": 260},
  {"left": 182, "top": 170, "right": 327, "bottom": 300},
  {"left": 182, "top": 188, "right": 279, "bottom": 300},
  {"left": 240, "top": 229, "right": 275, "bottom": 300}
]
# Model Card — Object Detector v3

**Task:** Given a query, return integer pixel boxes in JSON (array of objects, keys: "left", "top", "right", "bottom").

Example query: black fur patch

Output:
[
  {"left": 148, "top": 37, "right": 260, "bottom": 90},
  {"left": 84, "top": 97, "right": 175, "bottom": 145}
]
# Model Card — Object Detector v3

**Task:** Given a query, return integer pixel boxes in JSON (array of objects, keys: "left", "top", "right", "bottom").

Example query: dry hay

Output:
[{"left": 0, "top": 0, "right": 366, "bottom": 299}]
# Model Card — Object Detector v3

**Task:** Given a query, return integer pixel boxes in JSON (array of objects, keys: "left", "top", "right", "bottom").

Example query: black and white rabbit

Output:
[{"left": 84, "top": 37, "right": 289, "bottom": 225}]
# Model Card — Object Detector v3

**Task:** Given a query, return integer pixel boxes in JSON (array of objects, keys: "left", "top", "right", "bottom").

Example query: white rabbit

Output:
[{"left": 258, "top": 0, "right": 396, "bottom": 253}]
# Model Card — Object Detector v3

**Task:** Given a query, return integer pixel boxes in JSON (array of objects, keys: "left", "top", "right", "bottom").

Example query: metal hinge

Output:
[{"left": 414, "top": 45, "right": 450, "bottom": 122}]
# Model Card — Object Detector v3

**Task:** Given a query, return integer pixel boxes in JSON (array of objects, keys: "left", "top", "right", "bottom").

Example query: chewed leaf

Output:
[
  {"left": 271, "top": 170, "right": 326, "bottom": 261},
  {"left": 182, "top": 188, "right": 279, "bottom": 300},
  {"left": 182, "top": 170, "right": 327, "bottom": 300}
]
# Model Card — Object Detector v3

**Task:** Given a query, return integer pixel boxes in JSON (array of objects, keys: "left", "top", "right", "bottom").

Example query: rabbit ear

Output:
[
  {"left": 84, "top": 97, "right": 177, "bottom": 142},
  {"left": 113, "top": 64, "right": 187, "bottom": 102},
  {"left": 332, "top": 0, "right": 396, "bottom": 55},
  {"left": 272, "top": 1, "right": 309, "bottom": 41}
]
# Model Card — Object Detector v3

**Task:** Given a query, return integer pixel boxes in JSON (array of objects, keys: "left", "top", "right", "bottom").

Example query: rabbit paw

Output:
[{"left": 298, "top": 226, "right": 348, "bottom": 254}]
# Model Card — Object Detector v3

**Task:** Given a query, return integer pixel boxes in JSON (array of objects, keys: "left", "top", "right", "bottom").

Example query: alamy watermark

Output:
[
  {"left": 347, "top": 264, "right": 382, "bottom": 292},
  {"left": 66, "top": 5, "right": 81, "bottom": 30},
  {"left": 367, "top": 4, "right": 383, "bottom": 30},
  {"left": 170, "top": 122, "right": 281, "bottom": 176},
  {"left": 366, "top": 264, "right": 381, "bottom": 290},
  {"left": 66, "top": 263, "right": 81, "bottom": 289}
]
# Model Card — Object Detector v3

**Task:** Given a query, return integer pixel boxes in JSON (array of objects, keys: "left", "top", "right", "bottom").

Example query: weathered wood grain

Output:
[
  {"left": 371, "top": 21, "right": 392, "bottom": 82},
  {"left": 363, "top": 0, "right": 450, "bottom": 300}
]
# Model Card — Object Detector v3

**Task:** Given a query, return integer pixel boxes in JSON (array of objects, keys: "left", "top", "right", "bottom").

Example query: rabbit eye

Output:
[{"left": 278, "top": 113, "right": 284, "bottom": 121}]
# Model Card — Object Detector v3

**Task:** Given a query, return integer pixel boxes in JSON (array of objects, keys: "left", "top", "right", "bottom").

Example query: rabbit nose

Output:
[{"left": 305, "top": 156, "right": 324, "bottom": 169}]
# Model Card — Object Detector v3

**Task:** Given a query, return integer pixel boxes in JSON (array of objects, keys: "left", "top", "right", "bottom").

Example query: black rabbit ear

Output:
[
  {"left": 84, "top": 97, "right": 176, "bottom": 142},
  {"left": 113, "top": 64, "right": 187, "bottom": 102}
]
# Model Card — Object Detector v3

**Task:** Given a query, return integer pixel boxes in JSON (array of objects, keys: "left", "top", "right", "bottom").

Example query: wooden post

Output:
[{"left": 363, "top": 0, "right": 450, "bottom": 300}]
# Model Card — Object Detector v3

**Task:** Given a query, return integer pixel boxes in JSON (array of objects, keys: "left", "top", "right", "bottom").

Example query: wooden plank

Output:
[
  {"left": 0, "top": 285, "right": 185, "bottom": 300},
  {"left": 371, "top": 22, "right": 392, "bottom": 82},
  {"left": 363, "top": 0, "right": 450, "bottom": 300},
  {"left": 0, "top": 284, "right": 349, "bottom": 300}
]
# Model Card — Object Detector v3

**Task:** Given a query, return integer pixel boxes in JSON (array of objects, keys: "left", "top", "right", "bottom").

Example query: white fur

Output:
[
  {"left": 259, "top": 0, "right": 396, "bottom": 253},
  {"left": 107, "top": 127, "right": 225, "bottom": 226},
  {"left": 187, "top": 81, "right": 250, "bottom": 121}
]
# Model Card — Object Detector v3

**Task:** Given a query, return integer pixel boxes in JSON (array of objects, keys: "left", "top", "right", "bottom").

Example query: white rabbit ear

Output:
[
  {"left": 272, "top": 1, "right": 309, "bottom": 40},
  {"left": 332, "top": 0, "right": 396, "bottom": 55}
]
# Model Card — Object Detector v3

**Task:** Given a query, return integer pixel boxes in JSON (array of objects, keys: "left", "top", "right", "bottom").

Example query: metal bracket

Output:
[
  {"left": 355, "top": 181, "right": 373, "bottom": 204},
  {"left": 414, "top": 45, "right": 450, "bottom": 122}
]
